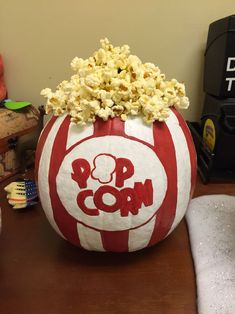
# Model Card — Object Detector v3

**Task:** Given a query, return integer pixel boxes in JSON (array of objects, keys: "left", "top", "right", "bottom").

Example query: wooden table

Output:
[{"left": 0, "top": 172, "right": 234, "bottom": 314}]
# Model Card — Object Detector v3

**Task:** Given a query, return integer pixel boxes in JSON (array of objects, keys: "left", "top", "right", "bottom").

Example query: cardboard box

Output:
[{"left": 0, "top": 106, "right": 39, "bottom": 182}]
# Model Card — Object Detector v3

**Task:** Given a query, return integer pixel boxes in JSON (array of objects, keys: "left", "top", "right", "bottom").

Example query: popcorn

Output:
[
  {"left": 41, "top": 38, "right": 189, "bottom": 125},
  {"left": 97, "top": 106, "right": 114, "bottom": 121}
]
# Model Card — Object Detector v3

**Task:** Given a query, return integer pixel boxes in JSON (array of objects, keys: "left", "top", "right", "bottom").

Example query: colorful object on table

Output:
[
  {"left": 35, "top": 109, "right": 197, "bottom": 252},
  {"left": 3, "top": 100, "right": 32, "bottom": 110},
  {"left": 4, "top": 179, "right": 38, "bottom": 209}
]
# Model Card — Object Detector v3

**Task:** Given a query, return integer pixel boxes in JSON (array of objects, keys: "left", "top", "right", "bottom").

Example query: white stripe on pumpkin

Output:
[
  {"left": 77, "top": 223, "right": 105, "bottom": 251},
  {"left": 165, "top": 111, "right": 191, "bottom": 235},
  {"left": 124, "top": 116, "right": 154, "bottom": 146},
  {"left": 66, "top": 120, "right": 94, "bottom": 150},
  {"left": 128, "top": 216, "right": 156, "bottom": 251},
  {"left": 38, "top": 115, "right": 68, "bottom": 239}
]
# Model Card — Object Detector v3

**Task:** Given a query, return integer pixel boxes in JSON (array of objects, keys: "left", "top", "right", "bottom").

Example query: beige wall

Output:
[{"left": 0, "top": 0, "right": 234, "bottom": 121}]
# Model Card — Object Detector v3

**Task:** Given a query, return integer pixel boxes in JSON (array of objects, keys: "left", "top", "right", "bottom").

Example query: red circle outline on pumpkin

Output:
[{"left": 51, "top": 117, "right": 171, "bottom": 233}]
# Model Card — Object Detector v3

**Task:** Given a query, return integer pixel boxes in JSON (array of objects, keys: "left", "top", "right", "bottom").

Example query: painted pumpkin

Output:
[{"left": 35, "top": 107, "right": 196, "bottom": 252}]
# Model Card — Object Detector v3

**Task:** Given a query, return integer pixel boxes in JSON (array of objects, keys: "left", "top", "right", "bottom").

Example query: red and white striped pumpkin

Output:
[{"left": 35, "top": 108, "right": 196, "bottom": 252}]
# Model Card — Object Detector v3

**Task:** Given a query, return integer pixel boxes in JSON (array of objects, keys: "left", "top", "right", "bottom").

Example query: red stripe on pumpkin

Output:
[
  {"left": 148, "top": 113, "right": 178, "bottom": 246},
  {"left": 48, "top": 117, "right": 81, "bottom": 247},
  {"left": 93, "top": 117, "right": 129, "bottom": 252},
  {"left": 35, "top": 116, "right": 58, "bottom": 182},
  {"left": 93, "top": 117, "right": 125, "bottom": 136},
  {"left": 101, "top": 230, "right": 129, "bottom": 252},
  {"left": 172, "top": 108, "right": 197, "bottom": 198}
]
